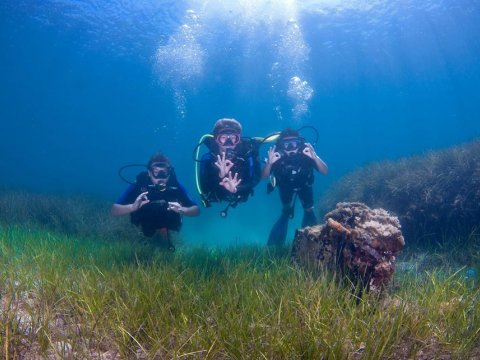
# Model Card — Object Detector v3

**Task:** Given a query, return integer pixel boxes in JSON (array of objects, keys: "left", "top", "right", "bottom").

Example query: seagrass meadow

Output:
[{"left": 0, "top": 221, "right": 479, "bottom": 358}]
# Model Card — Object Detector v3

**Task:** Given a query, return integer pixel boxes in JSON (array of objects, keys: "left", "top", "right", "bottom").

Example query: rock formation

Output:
[{"left": 292, "top": 202, "right": 405, "bottom": 293}]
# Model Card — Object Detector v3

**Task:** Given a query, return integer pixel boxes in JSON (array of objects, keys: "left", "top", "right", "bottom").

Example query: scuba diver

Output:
[
  {"left": 112, "top": 153, "right": 199, "bottom": 250},
  {"left": 196, "top": 118, "right": 261, "bottom": 217},
  {"left": 262, "top": 128, "right": 328, "bottom": 246}
]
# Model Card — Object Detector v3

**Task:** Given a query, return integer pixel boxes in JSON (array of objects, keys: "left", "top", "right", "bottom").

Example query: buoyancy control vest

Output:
[
  {"left": 130, "top": 171, "right": 185, "bottom": 231},
  {"left": 271, "top": 152, "right": 315, "bottom": 190},
  {"left": 196, "top": 136, "right": 262, "bottom": 211}
]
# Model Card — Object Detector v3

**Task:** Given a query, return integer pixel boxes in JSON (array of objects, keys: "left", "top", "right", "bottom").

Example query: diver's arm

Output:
[
  {"left": 313, "top": 156, "right": 328, "bottom": 174},
  {"left": 183, "top": 205, "right": 200, "bottom": 216},
  {"left": 303, "top": 143, "right": 328, "bottom": 175},
  {"left": 111, "top": 192, "right": 149, "bottom": 216},
  {"left": 262, "top": 146, "right": 281, "bottom": 179},
  {"left": 111, "top": 203, "right": 133, "bottom": 216},
  {"left": 261, "top": 163, "right": 272, "bottom": 179}
]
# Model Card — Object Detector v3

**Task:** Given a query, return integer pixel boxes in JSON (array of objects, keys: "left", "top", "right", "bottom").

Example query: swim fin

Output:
[
  {"left": 267, "top": 213, "right": 289, "bottom": 246},
  {"left": 302, "top": 210, "right": 318, "bottom": 228}
]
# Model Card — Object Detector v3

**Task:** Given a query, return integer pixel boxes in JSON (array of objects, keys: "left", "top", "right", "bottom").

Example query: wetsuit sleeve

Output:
[
  {"left": 176, "top": 183, "right": 198, "bottom": 207},
  {"left": 115, "top": 184, "right": 138, "bottom": 205},
  {"left": 199, "top": 153, "right": 219, "bottom": 195}
]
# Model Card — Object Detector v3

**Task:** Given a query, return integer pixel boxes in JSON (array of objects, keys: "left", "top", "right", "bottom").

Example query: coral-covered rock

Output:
[{"left": 292, "top": 202, "right": 405, "bottom": 293}]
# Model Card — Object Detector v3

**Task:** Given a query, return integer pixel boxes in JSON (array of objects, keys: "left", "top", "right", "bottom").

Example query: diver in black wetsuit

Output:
[
  {"left": 198, "top": 118, "right": 261, "bottom": 216},
  {"left": 262, "top": 128, "right": 328, "bottom": 246},
  {"left": 112, "top": 153, "right": 199, "bottom": 250}
]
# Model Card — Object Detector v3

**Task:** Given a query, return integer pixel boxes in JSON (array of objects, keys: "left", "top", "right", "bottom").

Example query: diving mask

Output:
[
  {"left": 278, "top": 138, "right": 303, "bottom": 151},
  {"left": 149, "top": 162, "right": 171, "bottom": 180},
  {"left": 215, "top": 132, "right": 241, "bottom": 147}
]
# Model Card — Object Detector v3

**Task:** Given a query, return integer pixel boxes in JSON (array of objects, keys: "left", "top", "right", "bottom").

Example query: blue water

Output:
[{"left": 1, "top": 0, "right": 480, "bottom": 246}]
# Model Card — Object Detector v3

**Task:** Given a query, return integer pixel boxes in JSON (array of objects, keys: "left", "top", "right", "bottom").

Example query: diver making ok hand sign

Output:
[
  {"left": 262, "top": 128, "right": 328, "bottom": 246},
  {"left": 195, "top": 118, "right": 261, "bottom": 217}
]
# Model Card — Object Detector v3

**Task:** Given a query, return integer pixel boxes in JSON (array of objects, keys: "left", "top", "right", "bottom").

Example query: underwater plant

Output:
[
  {"left": 0, "top": 188, "right": 139, "bottom": 241},
  {"left": 319, "top": 139, "right": 480, "bottom": 247}
]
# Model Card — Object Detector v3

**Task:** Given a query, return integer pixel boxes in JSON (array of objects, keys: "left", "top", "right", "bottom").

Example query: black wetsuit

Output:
[
  {"left": 271, "top": 152, "right": 316, "bottom": 209},
  {"left": 199, "top": 139, "right": 261, "bottom": 206},
  {"left": 115, "top": 172, "right": 197, "bottom": 237},
  {"left": 267, "top": 152, "right": 317, "bottom": 246}
]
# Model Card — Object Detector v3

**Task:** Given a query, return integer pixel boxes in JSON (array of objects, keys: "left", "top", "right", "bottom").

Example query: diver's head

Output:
[
  {"left": 277, "top": 128, "right": 304, "bottom": 156},
  {"left": 213, "top": 118, "right": 242, "bottom": 150},
  {"left": 147, "top": 153, "right": 172, "bottom": 185}
]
